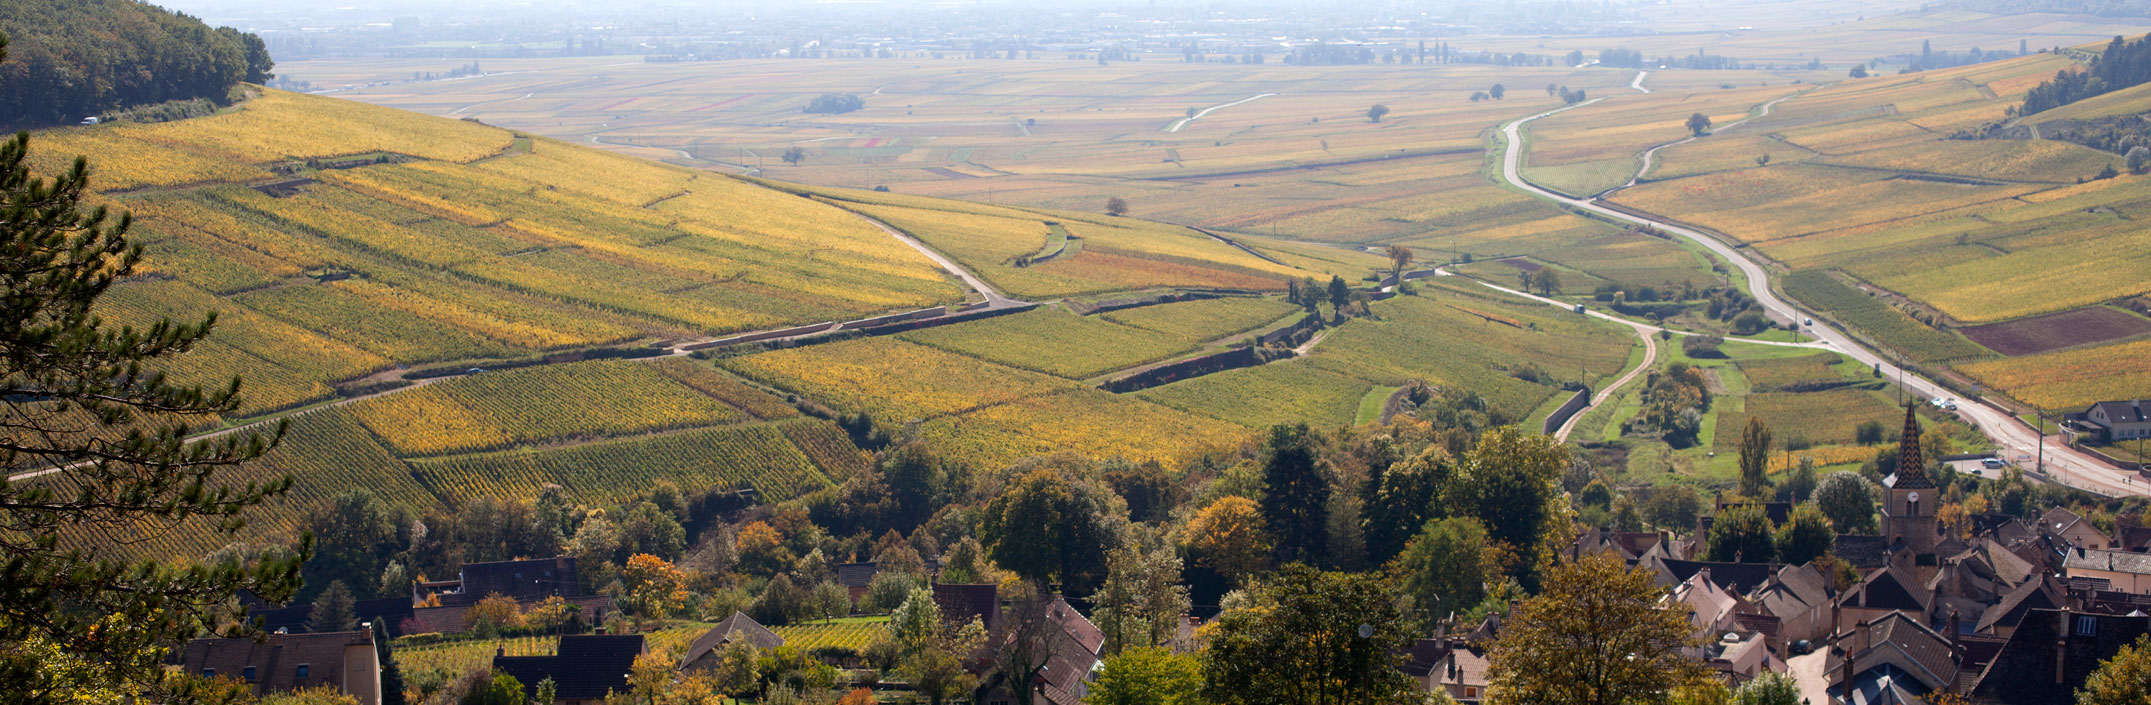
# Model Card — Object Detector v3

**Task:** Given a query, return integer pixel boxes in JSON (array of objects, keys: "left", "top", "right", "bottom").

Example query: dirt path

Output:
[
  {"left": 1597, "top": 87, "right": 1807, "bottom": 198},
  {"left": 1163, "top": 93, "right": 1277, "bottom": 133}
]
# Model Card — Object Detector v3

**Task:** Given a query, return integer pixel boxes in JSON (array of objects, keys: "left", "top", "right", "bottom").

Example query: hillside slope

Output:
[{"left": 27, "top": 89, "right": 1390, "bottom": 557}]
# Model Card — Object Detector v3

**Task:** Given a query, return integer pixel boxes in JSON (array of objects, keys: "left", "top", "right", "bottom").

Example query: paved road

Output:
[
  {"left": 1789, "top": 651, "right": 1831, "bottom": 704},
  {"left": 1498, "top": 97, "right": 2142, "bottom": 497},
  {"left": 1164, "top": 93, "right": 1277, "bottom": 133}
]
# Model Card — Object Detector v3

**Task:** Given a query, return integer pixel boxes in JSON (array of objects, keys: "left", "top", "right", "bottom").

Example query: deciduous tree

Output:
[
  {"left": 1198, "top": 566, "right": 1419, "bottom": 705},
  {"left": 1184, "top": 496, "right": 1269, "bottom": 585},
  {"left": 1707, "top": 503, "right": 1777, "bottom": 563},
  {"left": 1361, "top": 445, "right": 1453, "bottom": 565},
  {"left": 978, "top": 458, "right": 1120, "bottom": 593},
  {"left": 1488, "top": 553, "right": 1700, "bottom": 705},
  {"left": 1738, "top": 417, "right": 1773, "bottom": 498},
  {"left": 1686, "top": 112, "right": 1713, "bottom": 136},
  {"left": 1087, "top": 647, "right": 1201, "bottom": 705},
  {"left": 1813, "top": 472, "right": 1878, "bottom": 534},
  {"left": 1774, "top": 503, "right": 1834, "bottom": 566},
  {"left": 1390, "top": 517, "right": 1493, "bottom": 627},
  {"left": 2080, "top": 635, "right": 2151, "bottom": 705}
]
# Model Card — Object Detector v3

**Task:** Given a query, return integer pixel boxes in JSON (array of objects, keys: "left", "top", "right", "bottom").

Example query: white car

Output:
[
  {"left": 1930, "top": 397, "right": 1947, "bottom": 408},
  {"left": 1943, "top": 399, "right": 1958, "bottom": 411}
]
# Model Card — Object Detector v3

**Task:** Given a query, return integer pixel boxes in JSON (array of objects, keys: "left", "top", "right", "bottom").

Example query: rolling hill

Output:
[{"left": 32, "top": 87, "right": 1644, "bottom": 558}]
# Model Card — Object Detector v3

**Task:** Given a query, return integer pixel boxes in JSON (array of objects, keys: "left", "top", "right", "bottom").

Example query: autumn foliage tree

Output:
[
  {"left": 621, "top": 553, "right": 688, "bottom": 619},
  {"left": 1184, "top": 496, "right": 1269, "bottom": 586},
  {"left": 1488, "top": 553, "right": 1701, "bottom": 705}
]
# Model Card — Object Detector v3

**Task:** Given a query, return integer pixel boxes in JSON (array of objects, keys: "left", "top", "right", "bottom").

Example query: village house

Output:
[
  {"left": 2039, "top": 507, "right": 2114, "bottom": 552},
  {"left": 2069, "top": 400, "right": 2151, "bottom": 442},
  {"left": 2062, "top": 547, "right": 2151, "bottom": 593},
  {"left": 1401, "top": 638, "right": 1490, "bottom": 703},
  {"left": 492, "top": 633, "right": 646, "bottom": 705},
  {"left": 1827, "top": 612, "right": 1961, "bottom": 704},
  {"left": 678, "top": 611, "right": 785, "bottom": 671},
  {"left": 179, "top": 629, "right": 383, "bottom": 705}
]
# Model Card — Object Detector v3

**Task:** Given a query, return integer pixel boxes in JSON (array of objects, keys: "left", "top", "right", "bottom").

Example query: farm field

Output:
[
  {"left": 1713, "top": 389, "right": 1904, "bottom": 450},
  {"left": 1959, "top": 306, "right": 2151, "bottom": 356},
  {"left": 298, "top": 56, "right": 1655, "bottom": 251},
  {"left": 54, "top": 353, "right": 869, "bottom": 559},
  {"left": 1611, "top": 52, "right": 2151, "bottom": 333},
  {"left": 1736, "top": 352, "right": 1856, "bottom": 392},
  {"left": 1960, "top": 338, "right": 2151, "bottom": 412}
]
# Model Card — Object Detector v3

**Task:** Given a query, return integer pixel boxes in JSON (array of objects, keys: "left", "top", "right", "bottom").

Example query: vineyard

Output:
[
  {"left": 1098, "top": 296, "right": 1300, "bottom": 341},
  {"left": 1960, "top": 337, "right": 2151, "bottom": 412},
  {"left": 771, "top": 618, "right": 890, "bottom": 653},
  {"left": 348, "top": 360, "right": 752, "bottom": 456},
  {"left": 1300, "top": 286, "right": 1636, "bottom": 420},
  {"left": 1735, "top": 352, "right": 1849, "bottom": 391},
  {"left": 899, "top": 307, "right": 1211, "bottom": 380},
  {"left": 720, "top": 338, "right": 1081, "bottom": 422},
  {"left": 1136, "top": 361, "right": 1373, "bottom": 430},
  {"left": 393, "top": 622, "right": 716, "bottom": 679},
  {"left": 1780, "top": 271, "right": 1993, "bottom": 364},
  {"left": 1713, "top": 389, "right": 1902, "bottom": 450},
  {"left": 407, "top": 419, "right": 841, "bottom": 507}
]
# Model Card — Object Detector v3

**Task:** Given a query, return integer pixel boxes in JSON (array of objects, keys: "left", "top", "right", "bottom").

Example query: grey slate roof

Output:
[
  {"left": 2064, "top": 547, "right": 2151, "bottom": 576},
  {"left": 2087, "top": 400, "right": 2150, "bottom": 425}
]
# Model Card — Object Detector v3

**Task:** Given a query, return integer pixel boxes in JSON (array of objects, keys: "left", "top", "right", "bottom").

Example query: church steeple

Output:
[{"left": 1893, "top": 404, "right": 1932, "bottom": 490}]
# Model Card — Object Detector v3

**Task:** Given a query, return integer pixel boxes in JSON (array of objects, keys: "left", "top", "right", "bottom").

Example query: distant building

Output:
[
  {"left": 179, "top": 629, "right": 382, "bottom": 705},
  {"left": 493, "top": 634, "right": 645, "bottom": 705}
]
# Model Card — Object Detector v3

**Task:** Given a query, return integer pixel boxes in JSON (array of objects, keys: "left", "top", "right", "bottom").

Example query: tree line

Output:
[
  {"left": 0, "top": 0, "right": 271, "bottom": 128},
  {"left": 2019, "top": 33, "right": 2151, "bottom": 116}
]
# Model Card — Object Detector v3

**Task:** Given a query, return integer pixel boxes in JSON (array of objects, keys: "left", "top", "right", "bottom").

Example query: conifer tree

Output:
[{"left": 0, "top": 102, "right": 305, "bottom": 699}]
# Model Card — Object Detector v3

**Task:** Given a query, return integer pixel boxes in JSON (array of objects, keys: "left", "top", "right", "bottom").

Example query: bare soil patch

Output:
[{"left": 1960, "top": 306, "right": 2151, "bottom": 356}]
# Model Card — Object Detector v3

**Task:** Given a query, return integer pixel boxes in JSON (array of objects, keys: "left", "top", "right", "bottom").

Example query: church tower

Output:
[{"left": 1883, "top": 404, "right": 1938, "bottom": 557}]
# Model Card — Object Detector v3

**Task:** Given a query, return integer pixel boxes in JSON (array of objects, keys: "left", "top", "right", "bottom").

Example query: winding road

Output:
[{"left": 1495, "top": 80, "right": 2142, "bottom": 496}]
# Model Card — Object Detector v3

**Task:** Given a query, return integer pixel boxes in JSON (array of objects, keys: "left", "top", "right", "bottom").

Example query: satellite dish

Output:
[{"left": 1357, "top": 623, "right": 1373, "bottom": 639}]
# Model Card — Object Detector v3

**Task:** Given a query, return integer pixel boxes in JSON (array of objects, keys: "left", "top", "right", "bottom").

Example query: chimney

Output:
[
  {"left": 1948, "top": 609, "right": 1961, "bottom": 656},
  {"left": 2057, "top": 609, "right": 2070, "bottom": 685}
]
